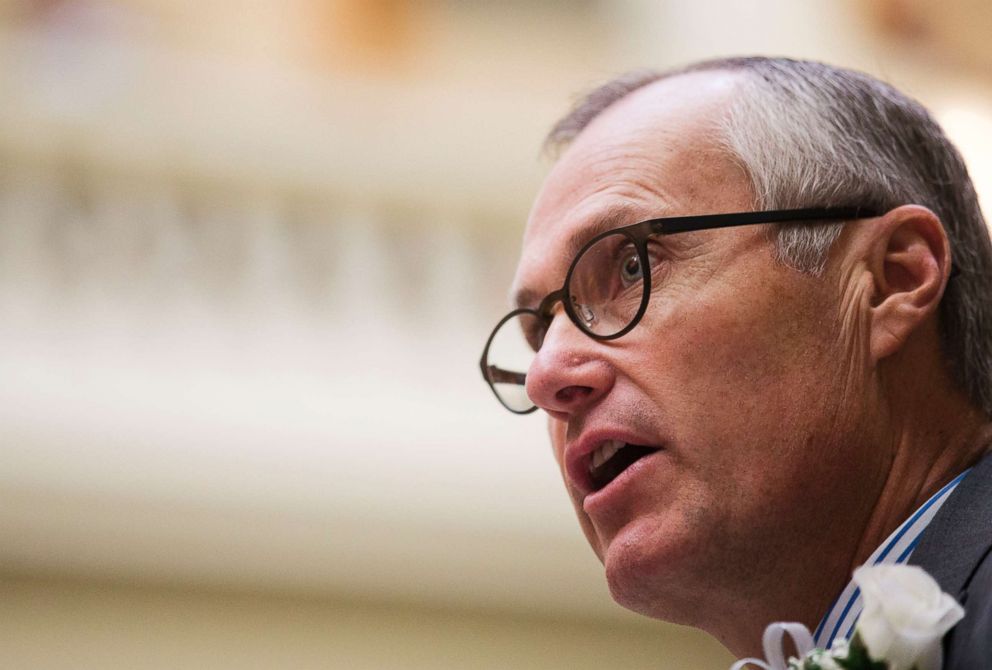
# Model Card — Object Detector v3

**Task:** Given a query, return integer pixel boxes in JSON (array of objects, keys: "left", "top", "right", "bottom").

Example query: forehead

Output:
[{"left": 513, "top": 71, "right": 753, "bottom": 303}]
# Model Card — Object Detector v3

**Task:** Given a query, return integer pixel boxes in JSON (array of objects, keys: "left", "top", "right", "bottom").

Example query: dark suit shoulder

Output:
[
  {"left": 909, "top": 453, "right": 992, "bottom": 669},
  {"left": 910, "top": 453, "right": 992, "bottom": 596},
  {"left": 945, "top": 546, "right": 992, "bottom": 669}
]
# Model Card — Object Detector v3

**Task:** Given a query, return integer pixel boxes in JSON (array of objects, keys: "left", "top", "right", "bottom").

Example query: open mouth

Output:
[{"left": 588, "top": 440, "right": 661, "bottom": 491}]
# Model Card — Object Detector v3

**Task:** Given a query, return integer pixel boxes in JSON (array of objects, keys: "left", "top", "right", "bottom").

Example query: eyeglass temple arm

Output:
[{"left": 648, "top": 207, "right": 878, "bottom": 235}]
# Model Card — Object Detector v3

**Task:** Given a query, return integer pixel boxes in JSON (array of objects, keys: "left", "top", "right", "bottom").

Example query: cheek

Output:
[{"left": 631, "top": 274, "right": 846, "bottom": 474}]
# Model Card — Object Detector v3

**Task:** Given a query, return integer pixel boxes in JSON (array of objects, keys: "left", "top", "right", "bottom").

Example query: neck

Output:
[
  {"left": 849, "top": 355, "right": 992, "bottom": 577},
  {"left": 716, "top": 363, "right": 992, "bottom": 659}
]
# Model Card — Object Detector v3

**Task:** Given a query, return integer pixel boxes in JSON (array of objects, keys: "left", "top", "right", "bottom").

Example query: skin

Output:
[{"left": 511, "top": 70, "right": 992, "bottom": 657}]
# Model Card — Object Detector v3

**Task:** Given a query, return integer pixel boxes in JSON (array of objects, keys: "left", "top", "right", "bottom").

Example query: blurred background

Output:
[{"left": 1, "top": 1, "right": 991, "bottom": 668}]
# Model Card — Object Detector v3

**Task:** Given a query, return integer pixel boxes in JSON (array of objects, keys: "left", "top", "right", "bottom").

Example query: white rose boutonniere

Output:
[
  {"left": 853, "top": 564, "right": 965, "bottom": 670},
  {"left": 731, "top": 564, "right": 965, "bottom": 670}
]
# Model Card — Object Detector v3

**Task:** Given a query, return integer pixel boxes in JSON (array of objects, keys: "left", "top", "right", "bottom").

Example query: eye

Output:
[{"left": 619, "top": 252, "right": 643, "bottom": 285}]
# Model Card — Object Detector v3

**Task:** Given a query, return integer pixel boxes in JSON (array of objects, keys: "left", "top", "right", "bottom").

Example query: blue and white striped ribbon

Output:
[{"left": 813, "top": 468, "right": 971, "bottom": 649}]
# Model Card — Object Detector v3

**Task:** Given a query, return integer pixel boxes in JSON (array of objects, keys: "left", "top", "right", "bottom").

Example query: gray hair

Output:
[{"left": 546, "top": 57, "right": 992, "bottom": 416}]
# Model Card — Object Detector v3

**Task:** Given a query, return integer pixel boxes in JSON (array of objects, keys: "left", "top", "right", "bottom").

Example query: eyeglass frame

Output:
[{"left": 479, "top": 206, "right": 880, "bottom": 414}]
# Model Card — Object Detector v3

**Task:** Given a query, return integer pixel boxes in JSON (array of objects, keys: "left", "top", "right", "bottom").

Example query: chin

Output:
[{"left": 600, "top": 526, "right": 699, "bottom": 624}]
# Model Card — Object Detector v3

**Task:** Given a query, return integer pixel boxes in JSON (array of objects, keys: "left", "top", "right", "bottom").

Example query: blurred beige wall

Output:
[{"left": 0, "top": 575, "right": 732, "bottom": 670}]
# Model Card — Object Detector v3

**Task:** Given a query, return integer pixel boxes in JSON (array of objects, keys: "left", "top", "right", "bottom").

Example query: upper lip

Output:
[{"left": 564, "top": 427, "right": 662, "bottom": 498}]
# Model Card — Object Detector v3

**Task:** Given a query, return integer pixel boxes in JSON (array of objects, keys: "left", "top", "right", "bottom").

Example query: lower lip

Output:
[{"left": 582, "top": 448, "right": 666, "bottom": 515}]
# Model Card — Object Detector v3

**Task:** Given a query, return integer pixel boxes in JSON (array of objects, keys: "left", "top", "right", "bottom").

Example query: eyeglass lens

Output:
[
  {"left": 568, "top": 231, "right": 646, "bottom": 337},
  {"left": 484, "top": 311, "right": 542, "bottom": 413},
  {"left": 483, "top": 231, "right": 648, "bottom": 412}
]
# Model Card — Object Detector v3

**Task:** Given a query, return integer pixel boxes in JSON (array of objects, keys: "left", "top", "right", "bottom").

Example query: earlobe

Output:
[{"left": 868, "top": 206, "right": 951, "bottom": 362}]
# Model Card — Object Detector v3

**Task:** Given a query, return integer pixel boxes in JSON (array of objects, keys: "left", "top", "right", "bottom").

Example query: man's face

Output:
[{"left": 512, "top": 72, "right": 884, "bottom": 625}]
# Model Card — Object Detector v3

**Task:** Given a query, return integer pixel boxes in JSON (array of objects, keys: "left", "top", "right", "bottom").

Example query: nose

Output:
[{"left": 525, "top": 311, "right": 614, "bottom": 417}]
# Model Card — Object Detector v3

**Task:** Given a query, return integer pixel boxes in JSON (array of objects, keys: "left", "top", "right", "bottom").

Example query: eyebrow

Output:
[{"left": 511, "top": 202, "right": 646, "bottom": 310}]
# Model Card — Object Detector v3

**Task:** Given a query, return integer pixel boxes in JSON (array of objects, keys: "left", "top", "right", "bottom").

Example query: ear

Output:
[{"left": 867, "top": 205, "right": 951, "bottom": 362}]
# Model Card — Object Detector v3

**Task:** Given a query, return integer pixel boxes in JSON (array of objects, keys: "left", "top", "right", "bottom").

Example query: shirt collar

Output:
[{"left": 813, "top": 468, "right": 971, "bottom": 649}]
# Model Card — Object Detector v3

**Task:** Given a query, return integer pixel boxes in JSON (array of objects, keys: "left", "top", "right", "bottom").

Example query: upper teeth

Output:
[{"left": 590, "top": 440, "right": 625, "bottom": 470}]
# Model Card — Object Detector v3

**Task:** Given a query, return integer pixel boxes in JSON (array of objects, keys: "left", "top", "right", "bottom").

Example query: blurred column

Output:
[
  {"left": 606, "top": 0, "right": 873, "bottom": 66},
  {"left": 312, "top": 0, "right": 420, "bottom": 73}
]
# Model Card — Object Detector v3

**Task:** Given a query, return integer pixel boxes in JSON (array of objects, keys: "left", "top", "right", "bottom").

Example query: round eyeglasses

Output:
[{"left": 479, "top": 207, "right": 878, "bottom": 414}]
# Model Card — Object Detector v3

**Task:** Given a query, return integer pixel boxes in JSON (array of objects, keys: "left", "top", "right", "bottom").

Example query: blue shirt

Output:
[{"left": 813, "top": 469, "right": 971, "bottom": 649}]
